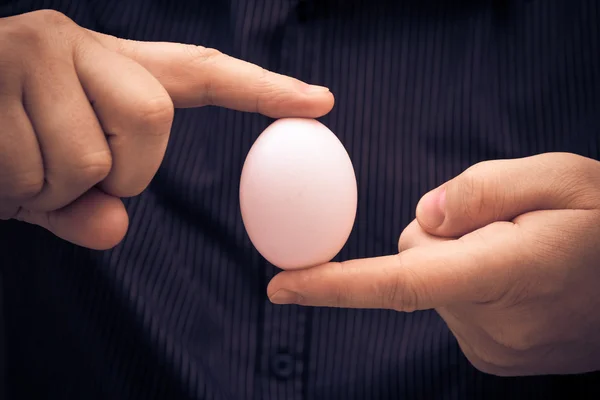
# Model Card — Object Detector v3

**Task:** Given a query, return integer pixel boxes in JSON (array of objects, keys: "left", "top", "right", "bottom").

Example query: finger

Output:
[
  {"left": 397, "top": 218, "right": 453, "bottom": 252},
  {"left": 415, "top": 153, "right": 600, "bottom": 237},
  {"left": 87, "top": 31, "right": 335, "bottom": 118},
  {"left": 267, "top": 221, "right": 521, "bottom": 311},
  {"left": 15, "top": 188, "right": 128, "bottom": 250},
  {"left": 20, "top": 43, "right": 112, "bottom": 212},
  {"left": 0, "top": 99, "right": 44, "bottom": 218},
  {"left": 75, "top": 33, "right": 173, "bottom": 197}
]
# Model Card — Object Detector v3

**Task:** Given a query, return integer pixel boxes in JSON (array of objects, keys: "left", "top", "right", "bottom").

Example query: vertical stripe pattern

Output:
[{"left": 1, "top": 0, "right": 600, "bottom": 399}]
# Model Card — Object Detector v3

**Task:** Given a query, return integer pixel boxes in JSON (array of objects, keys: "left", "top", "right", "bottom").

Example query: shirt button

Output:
[{"left": 270, "top": 352, "right": 295, "bottom": 380}]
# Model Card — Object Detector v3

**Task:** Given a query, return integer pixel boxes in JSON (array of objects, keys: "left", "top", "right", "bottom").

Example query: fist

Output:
[
  {"left": 1, "top": 10, "right": 174, "bottom": 249},
  {"left": 0, "top": 10, "right": 334, "bottom": 249}
]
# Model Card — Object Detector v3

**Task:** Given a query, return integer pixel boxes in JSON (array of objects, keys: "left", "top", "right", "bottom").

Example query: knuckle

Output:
[
  {"left": 32, "top": 9, "right": 74, "bottom": 27},
  {"left": 14, "top": 178, "right": 44, "bottom": 199},
  {"left": 113, "top": 37, "right": 139, "bottom": 58},
  {"left": 135, "top": 95, "right": 175, "bottom": 134},
  {"left": 1, "top": 10, "right": 76, "bottom": 59},
  {"left": 253, "top": 68, "right": 271, "bottom": 113},
  {"left": 332, "top": 262, "right": 355, "bottom": 306},
  {"left": 4, "top": 171, "right": 45, "bottom": 200},
  {"left": 183, "top": 45, "right": 223, "bottom": 63},
  {"left": 252, "top": 68, "right": 297, "bottom": 114},
  {"left": 385, "top": 254, "right": 422, "bottom": 312},
  {"left": 555, "top": 156, "right": 600, "bottom": 209},
  {"left": 255, "top": 67, "right": 272, "bottom": 89},
  {"left": 383, "top": 272, "right": 405, "bottom": 310},
  {"left": 181, "top": 46, "right": 223, "bottom": 106},
  {"left": 1, "top": 16, "right": 45, "bottom": 50},
  {"left": 70, "top": 150, "right": 113, "bottom": 184},
  {"left": 535, "top": 153, "right": 600, "bottom": 209}
]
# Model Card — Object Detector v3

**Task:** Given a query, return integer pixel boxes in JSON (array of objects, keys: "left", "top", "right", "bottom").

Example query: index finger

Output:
[
  {"left": 88, "top": 31, "right": 334, "bottom": 118},
  {"left": 267, "top": 221, "right": 521, "bottom": 311}
]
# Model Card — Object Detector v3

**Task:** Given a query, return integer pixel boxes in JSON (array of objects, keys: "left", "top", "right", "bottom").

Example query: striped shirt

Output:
[{"left": 1, "top": 0, "right": 599, "bottom": 399}]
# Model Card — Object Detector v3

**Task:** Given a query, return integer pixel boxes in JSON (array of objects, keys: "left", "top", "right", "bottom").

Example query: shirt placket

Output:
[{"left": 248, "top": 1, "right": 316, "bottom": 399}]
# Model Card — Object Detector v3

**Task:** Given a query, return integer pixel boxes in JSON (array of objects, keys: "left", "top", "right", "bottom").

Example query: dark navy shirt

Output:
[{"left": 1, "top": 0, "right": 600, "bottom": 399}]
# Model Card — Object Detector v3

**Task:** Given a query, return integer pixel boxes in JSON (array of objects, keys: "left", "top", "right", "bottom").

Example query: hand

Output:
[
  {"left": 0, "top": 10, "right": 333, "bottom": 250},
  {"left": 268, "top": 152, "right": 600, "bottom": 376}
]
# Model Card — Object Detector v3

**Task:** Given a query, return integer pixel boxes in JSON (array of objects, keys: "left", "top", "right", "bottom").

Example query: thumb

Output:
[
  {"left": 415, "top": 152, "right": 600, "bottom": 237},
  {"left": 15, "top": 188, "right": 129, "bottom": 250},
  {"left": 87, "top": 30, "right": 334, "bottom": 118}
]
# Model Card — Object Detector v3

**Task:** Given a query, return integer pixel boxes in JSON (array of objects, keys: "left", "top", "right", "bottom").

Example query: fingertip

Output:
[
  {"left": 416, "top": 186, "right": 446, "bottom": 234},
  {"left": 89, "top": 196, "right": 129, "bottom": 250},
  {"left": 266, "top": 271, "right": 286, "bottom": 298},
  {"left": 266, "top": 265, "right": 315, "bottom": 300},
  {"left": 48, "top": 189, "right": 129, "bottom": 250},
  {"left": 265, "top": 87, "right": 335, "bottom": 119},
  {"left": 301, "top": 84, "right": 335, "bottom": 112},
  {"left": 315, "top": 90, "right": 335, "bottom": 116}
]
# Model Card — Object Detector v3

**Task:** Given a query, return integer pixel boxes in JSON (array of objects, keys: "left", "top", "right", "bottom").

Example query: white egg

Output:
[{"left": 239, "top": 118, "right": 357, "bottom": 270}]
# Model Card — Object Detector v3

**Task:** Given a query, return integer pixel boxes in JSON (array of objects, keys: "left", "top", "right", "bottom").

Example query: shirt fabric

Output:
[{"left": 1, "top": 0, "right": 600, "bottom": 399}]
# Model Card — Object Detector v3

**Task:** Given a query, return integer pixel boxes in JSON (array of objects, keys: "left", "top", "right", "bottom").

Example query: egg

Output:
[{"left": 239, "top": 118, "right": 358, "bottom": 271}]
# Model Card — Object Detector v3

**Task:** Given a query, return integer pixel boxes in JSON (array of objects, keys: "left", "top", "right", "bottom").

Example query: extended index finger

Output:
[
  {"left": 267, "top": 221, "right": 521, "bottom": 311},
  {"left": 88, "top": 31, "right": 334, "bottom": 117}
]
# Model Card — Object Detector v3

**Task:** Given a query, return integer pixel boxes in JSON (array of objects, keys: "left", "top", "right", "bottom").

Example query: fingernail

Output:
[
  {"left": 305, "top": 84, "right": 330, "bottom": 94},
  {"left": 416, "top": 186, "right": 446, "bottom": 229},
  {"left": 269, "top": 289, "right": 302, "bottom": 305}
]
